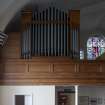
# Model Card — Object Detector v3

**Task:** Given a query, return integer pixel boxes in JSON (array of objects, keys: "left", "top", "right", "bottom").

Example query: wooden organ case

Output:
[{"left": 21, "top": 8, "right": 80, "bottom": 59}]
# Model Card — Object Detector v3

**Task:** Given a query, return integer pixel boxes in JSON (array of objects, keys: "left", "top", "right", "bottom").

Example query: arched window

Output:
[{"left": 87, "top": 35, "right": 105, "bottom": 60}]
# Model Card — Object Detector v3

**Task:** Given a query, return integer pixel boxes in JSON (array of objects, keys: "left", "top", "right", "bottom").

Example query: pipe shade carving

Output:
[{"left": 0, "top": 31, "right": 8, "bottom": 46}]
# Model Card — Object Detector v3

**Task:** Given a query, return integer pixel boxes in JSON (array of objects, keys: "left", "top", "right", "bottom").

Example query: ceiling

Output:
[{"left": 0, "top": 0, "right": 105, "bottom": 36}]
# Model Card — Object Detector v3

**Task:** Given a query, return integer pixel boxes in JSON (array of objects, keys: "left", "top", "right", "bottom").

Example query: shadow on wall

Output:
[{"left": 4, "top": 0, "right": 79, "bottom": 33}]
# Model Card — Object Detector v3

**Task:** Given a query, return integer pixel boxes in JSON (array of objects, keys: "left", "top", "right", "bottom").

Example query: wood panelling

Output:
[
  {"left": 1, "top": 32, "right": 20, "bottom": 59},
  {"left": 3, "top": 62, "right": 26, "bottom": 73},
  {"left": 29, "top": 63, "right": 51, "bottom": 73},
  {"left": 69, "top": 10, "right": 80, "bottom": 27},
  {"left": 79, "top": 63, "right": 100, "bottom": 73},
  {"left": 21, "top": 9, "right": 32, "bottom": 30},
  {"left": 0, "top": 63, "right": 3, "bottom": 73},
  {"left": 54, "top": 64, "right": 76, "bottom": 73},
  {"left": 0, "top": 59, "right": 105, "bottom": 85},
  {"left": 100, "top": 63, "right": 105, "bottom": 72}
]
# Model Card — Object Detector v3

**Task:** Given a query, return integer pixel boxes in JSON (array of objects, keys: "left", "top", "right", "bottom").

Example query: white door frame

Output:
[
  {"left": 13, "top": 93, "right": 33, "bottom": 105},
  {"left": 75, "top": 85, "right": 79, "bottom": 105}
]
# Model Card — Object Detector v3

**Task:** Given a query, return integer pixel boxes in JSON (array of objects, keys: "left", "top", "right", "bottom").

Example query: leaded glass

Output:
[{"left": 87, "top": 35, "right": 105, "bottom": 60}]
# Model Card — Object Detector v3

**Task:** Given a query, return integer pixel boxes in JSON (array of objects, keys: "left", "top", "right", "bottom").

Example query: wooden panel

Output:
[
  {"left": 0, "top": 48, "right": 1, "bottom": 58},
  {"left": 54, "top": 64, "right": 76, "bottom": 73},
  {"left": 69, "top": 10, "right": 80, "bottom": 27},
  {"left": 3, "top": 62, "right": 27, "bottom": 73},
  {"left": 1, "top": 32, "right": 20, "bottom": 59},
  {"left": 0, "top": 60, "right": 105, "bottom": 85},
  {"left": 0, "top": 63, "right": 3, "bottom": 73},
  {"left": 100, "top": 63, "right": 105, "bottom": 72},
  {"left": 79, "top": 63, "right": 100, "bottom": 73},
  {"left": 21, "top": 9, "right": 32, "bottom": 30},
  {"left": 69, "top": 10, "right": 80, "bottom": 58},
  {"left": 29, "top": 63, "right": 51, "bottom": 73},
  {"left": 22, "top": 9, "right": 32, "bottom": 24}
]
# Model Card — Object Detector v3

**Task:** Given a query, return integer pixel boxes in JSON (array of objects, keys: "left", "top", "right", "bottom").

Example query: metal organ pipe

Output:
[
  {"left": 32, "top": 12, "right": 34, "bottom": 56},
  {"left": 65, "top": 13, "right": 67, "bottom": 56},
  {"left": 47, "top": 8, "right": 50, "bottom": 56},
  {"left": 63, "top": 13, "right": 65, "bottom": 56},
  {"left": 34, "top": 12, "right": 37, "bottom": 56},
  {"left": 45, "top": 9, "right": 48, "bottom": 56},
  {"left": 55, "top": 9, "right": 58, "bottom": 56},
  {"left": 37, "top": 12, "right": 40, "bottom": 56},
  {"left": 40, "top": 12, "right": 42, "bottom": 55},
  {"left": 42, "top": 11, "right": 45, "bottom": 56}
]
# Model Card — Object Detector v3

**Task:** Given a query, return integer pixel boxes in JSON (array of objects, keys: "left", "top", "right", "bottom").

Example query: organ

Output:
[
  {"left": 21, "top": 7, "right": 80, "bottom": 59},
  {"left": 0, "top": 7, "right": 105, "bottom": 85}
]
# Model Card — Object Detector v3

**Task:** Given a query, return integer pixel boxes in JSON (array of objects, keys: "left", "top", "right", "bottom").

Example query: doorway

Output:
[
  {"left": 14, "top": 94, "right": 32, "bottom": 105},
  {"left": 55, "top": 86, "right": 75, "bottom": 105}
]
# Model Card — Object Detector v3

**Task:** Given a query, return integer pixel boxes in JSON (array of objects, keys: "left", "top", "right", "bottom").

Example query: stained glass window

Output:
[{"left": 87, "top": 35, "right": 105, "bottom": 60}]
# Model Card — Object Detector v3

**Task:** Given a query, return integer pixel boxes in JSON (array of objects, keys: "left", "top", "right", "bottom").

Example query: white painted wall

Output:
[
  {"left": 0, "top": 86, "right": 55, "bottom": 105},
  {"left": 79, "top": 86, "right": 105, "bottom": 105},
  {"left": 1, "top": 0, "right": 105, "bottom": 33}
]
